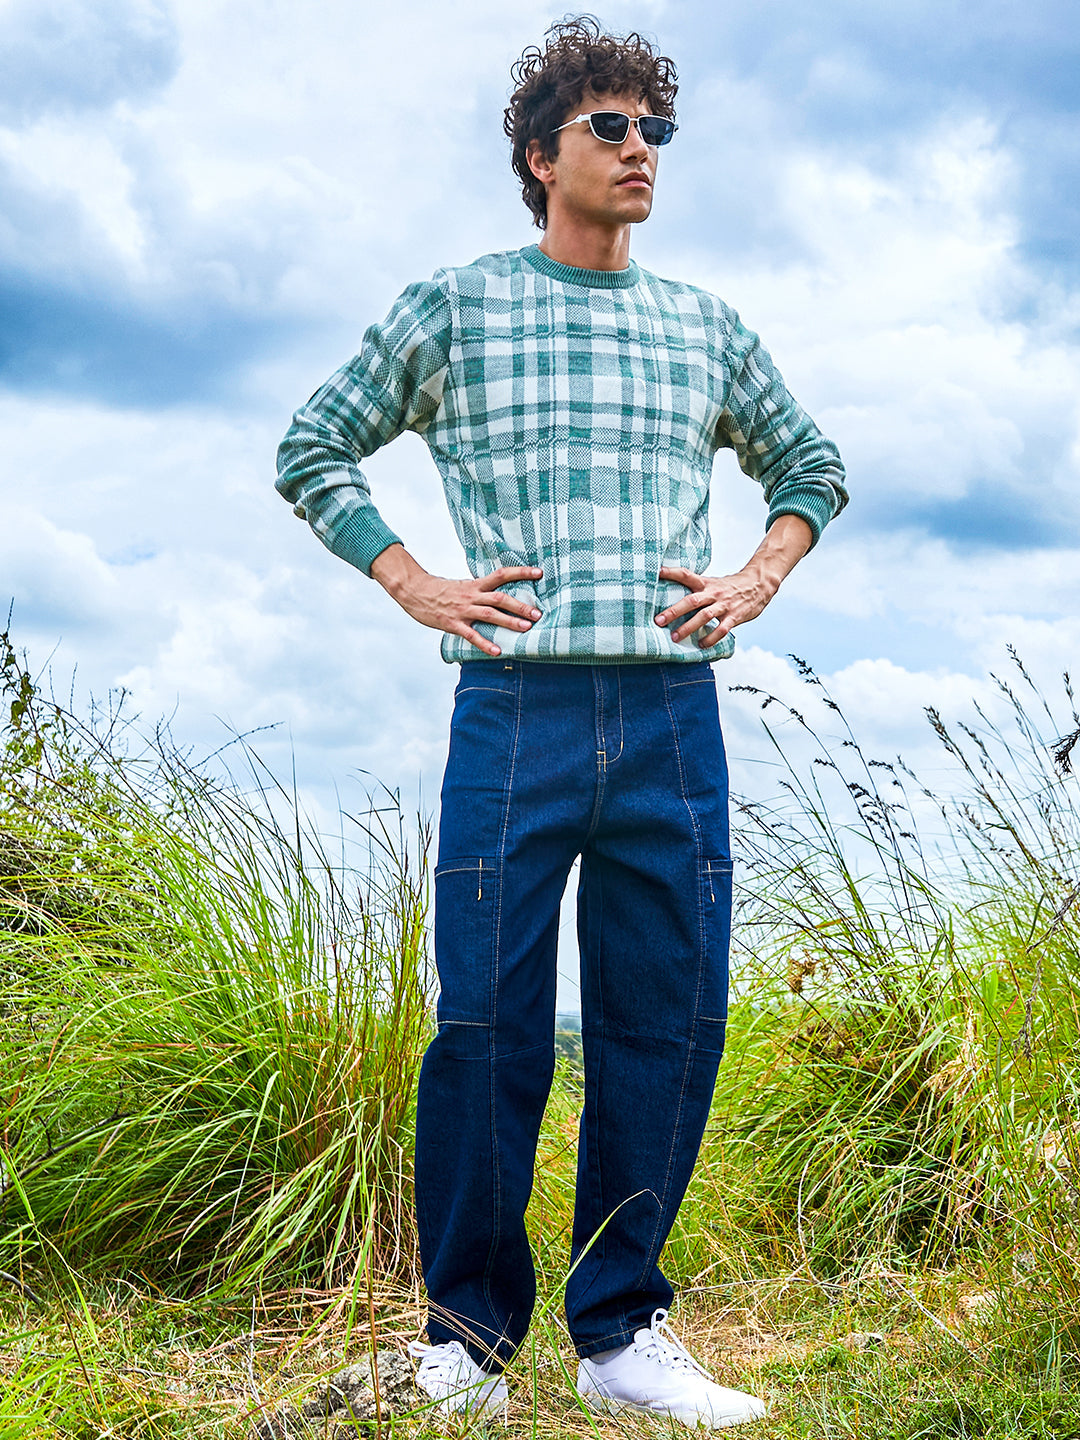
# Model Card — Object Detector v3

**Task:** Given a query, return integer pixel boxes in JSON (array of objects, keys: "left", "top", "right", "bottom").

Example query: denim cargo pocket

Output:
[
  {"left": 432, "top": 857, "right": 498, "bottom": 1029},
  {"left": 697, "top": 856, "right": 733, "bottom": 1055}
]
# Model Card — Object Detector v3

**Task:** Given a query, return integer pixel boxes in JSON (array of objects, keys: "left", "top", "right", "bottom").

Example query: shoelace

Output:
[
  {"left": 633, "top": 1309, "right": 713, "bottom": 1379},
  {"left": 408, "top": 1338, "right": 470, "bottom": 1380}
]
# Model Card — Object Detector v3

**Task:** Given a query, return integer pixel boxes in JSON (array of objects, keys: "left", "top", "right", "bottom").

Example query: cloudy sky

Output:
[{"left": 3, "top": 0, "right": 1079, "bottom": 1000}]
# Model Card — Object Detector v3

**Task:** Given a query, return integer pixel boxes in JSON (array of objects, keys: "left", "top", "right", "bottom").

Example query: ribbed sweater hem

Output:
[{"left": 454, "top": 646, "right": 733, "bottom": 665}]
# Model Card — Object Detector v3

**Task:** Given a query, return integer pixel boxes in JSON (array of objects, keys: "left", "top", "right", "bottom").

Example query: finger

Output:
[
  {"left": 477, "top": 566, "right": 543, "bottom": 589},
  {"left": 457, "top": 624, "right": 502, "bottom": 657},
  {"left": 472, "top": 605, "right": 535, "bottom": 631},
  {"left": 671, "top": 606, "right": 723, "bottom": 642},
  {"left": 697, "top": 622, "right": 732, "bottom": 649},
  {"left": 658, "top": 565, "right": 702, "bottom": 587},
  {"left": 480, "top": 591, "right": 542, "bottom": 620},
  {"left": 655, "top": 592, "right": 711, "bottom": 626}
]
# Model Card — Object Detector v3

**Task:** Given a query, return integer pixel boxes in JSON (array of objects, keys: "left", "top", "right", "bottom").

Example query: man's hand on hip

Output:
[
  {"left": 654, "top": 514, "right": 814, "bottom": 648},
  {"left": 370, "top": 544, "right": 542, "bottom": 658}
]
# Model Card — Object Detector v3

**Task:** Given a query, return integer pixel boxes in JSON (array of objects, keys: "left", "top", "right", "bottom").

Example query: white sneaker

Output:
[
  {"left": 576, "top": 1309, "right": 766, "bottom": 1429},
  {"left": 408, "top": 1339, "right": 509, "bottom": 1419}
]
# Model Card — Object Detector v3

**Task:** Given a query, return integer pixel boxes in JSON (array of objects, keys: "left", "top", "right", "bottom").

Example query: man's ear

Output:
[{"left": 526, "top": 138, "right": 555, "bottom": 185}]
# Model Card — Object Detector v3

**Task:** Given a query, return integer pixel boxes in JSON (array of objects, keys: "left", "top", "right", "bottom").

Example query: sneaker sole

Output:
[
  {"left": 579, "top": 1389, "right": 766, "bottom": 1429},
  {"left": 429, "top": 1385, "right": 509, "bottom": 1421}
]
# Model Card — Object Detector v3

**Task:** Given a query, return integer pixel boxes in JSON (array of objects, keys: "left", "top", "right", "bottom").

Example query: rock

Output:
[
  {"left": 841, "top": 1330, "right": 885, "bottom": 1351},
  {"left": 957, "top": 1292, "right": 997, "bottom": 1318},
  {"left": 252, "top": 1351, "right": 419, "bottom": 1437},
  {"left": 301, "top": 1352, "right": 417, "bottom": 1422}
]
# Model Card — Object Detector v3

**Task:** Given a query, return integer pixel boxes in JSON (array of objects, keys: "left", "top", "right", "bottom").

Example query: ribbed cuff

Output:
[
  {"left": 330, "top": 508, "right": 402, "bottom": 576},
  {"left": 766, "top": 487, "right": 839, "bottom": 549}
]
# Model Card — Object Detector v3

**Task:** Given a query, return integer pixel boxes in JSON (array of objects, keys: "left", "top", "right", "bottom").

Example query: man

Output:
[{"left": 277, "top": 17, "right": 846, "bottom": 1429}]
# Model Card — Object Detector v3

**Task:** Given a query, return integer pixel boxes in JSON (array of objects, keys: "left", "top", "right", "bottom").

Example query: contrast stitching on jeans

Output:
[
  {"left": 481, "top": 662, "right": 523, "bottom": 1331},
  {"left": 665, "top": 661, "right": 714, "bottom": 686},
  {"left": 585, "top": 669, "right": 607, "bottom": 837},
  {"left": 492, "top": 1037, "right": 558, "bottom": 1061},
  {"left": 567, "top": 856, "right": 606, "bottom": 1318},
  {"left": 660, "top": 670, "right": 705, "bottom": 857},
  {"left": 700, "top": 860, "right": 731, "bottom": 1031},
  {"left": 434, "top": 861, "right": 484, "bottom": 876},
  {"left": 635, "top": 673, "right": 706, "bottom": 1287},
  {"left": 586, "top": 1327, "right": 638, "bottom": 1349},
  {"left": 607, "top": 667, "right": 625, "bottom": 765},
  {"left": 704, "top": 856, "right": 731, "bottom": 906},
  {"left": 491, "top": 669, "right": 522, "bottom": 1022},
  {"left": 593, "top": 1023, "right": 690, "bottom": 1042}
]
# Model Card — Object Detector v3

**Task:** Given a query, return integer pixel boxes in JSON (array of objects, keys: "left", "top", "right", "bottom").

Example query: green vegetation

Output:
[
  {"left": 0, "top": 628, "right": 430, "bottom": 1296},
  {"left": 2, "top": 630, "right": 1079, "bottom": 1437}
]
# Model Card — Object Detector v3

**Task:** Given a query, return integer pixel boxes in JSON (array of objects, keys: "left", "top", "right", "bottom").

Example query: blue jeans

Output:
[{"left": 414, "top": 660, "right": 731, "bottom": 1368}]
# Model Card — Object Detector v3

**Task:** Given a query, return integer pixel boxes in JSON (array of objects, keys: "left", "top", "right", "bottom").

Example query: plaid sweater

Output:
[{"left": 276, "top": 245, "right": 847, "bottom": 664}]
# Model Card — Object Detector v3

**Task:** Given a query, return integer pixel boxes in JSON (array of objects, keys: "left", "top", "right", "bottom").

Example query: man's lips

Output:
[{"left": 617, "top": 173, "right": 651, "bottom": 188}]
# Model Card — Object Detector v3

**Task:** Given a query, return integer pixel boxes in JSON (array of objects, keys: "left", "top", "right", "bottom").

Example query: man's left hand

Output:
[
  {"left": 655, "top": 514, "right": 815, "bottom": 647},
  {"left": 655, "top": 565, "right": 776, "bottom": 647}
]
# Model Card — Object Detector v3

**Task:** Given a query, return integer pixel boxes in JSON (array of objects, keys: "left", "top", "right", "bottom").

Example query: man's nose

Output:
[{"left": 620, "top": 119, "right": 650, "bottom": 163}]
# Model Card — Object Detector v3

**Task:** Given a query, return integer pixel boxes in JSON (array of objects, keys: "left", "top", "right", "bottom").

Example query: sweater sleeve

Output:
[
  {"left": 275, "top": 278, "right": 453, "bottom": 575},
  {"left": 715, "top": 305, "right": 848, "bottom": 547}
]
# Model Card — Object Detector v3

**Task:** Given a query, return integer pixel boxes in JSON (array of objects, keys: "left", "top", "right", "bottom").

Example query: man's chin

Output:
[{"left": 613, "top": 194, "right": 654, "bottom": 223}]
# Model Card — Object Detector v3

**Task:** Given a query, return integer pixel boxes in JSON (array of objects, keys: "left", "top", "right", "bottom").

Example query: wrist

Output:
[
  {"left": 745, "top": 515, "right": 813, "bottom": 593},
  {"left": 741, "top": 551, "right": 785, "bottom": 595},
  {"left": 369, "top": 543, "right": 420, "bottom": 600}
]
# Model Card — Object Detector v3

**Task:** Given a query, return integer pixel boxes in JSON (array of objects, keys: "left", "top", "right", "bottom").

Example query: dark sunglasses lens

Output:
[
  {"left": 638, "top": 116, "right": 675, "bottom": 145},
  {"left": 590, "top": 112, "right": 631, "bottom": 142}
]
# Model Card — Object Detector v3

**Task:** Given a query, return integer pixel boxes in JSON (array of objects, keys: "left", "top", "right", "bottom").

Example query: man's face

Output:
[{"left": 527, "top": 89, "right": 660, "bottom": 232}]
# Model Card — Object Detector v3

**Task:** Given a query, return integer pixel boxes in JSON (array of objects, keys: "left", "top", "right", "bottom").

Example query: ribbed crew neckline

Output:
[{"left": 522, "top": 244, "right": 640, "bottom": 290}]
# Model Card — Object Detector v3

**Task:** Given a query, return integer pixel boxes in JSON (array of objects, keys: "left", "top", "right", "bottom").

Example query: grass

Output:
[
  {"left": 4, "top": 1263, "right": 1080, "bottom": 1438},
  {"left": 2, "top": 633, "right": 1080, "bottom": 1435},
  {"left": 0, "top": 629, "right": 431, "bottom": 1293}
]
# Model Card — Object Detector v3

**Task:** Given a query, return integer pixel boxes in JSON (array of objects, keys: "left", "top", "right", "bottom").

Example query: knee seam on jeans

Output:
[{"left": 492, "top": 1039, "right": 556, "bottom": 1060}]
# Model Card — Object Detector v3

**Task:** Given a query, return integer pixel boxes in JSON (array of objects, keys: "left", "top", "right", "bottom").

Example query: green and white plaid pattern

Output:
[{"left": 276, "top": 245, "right": 847, "bottom": 664}]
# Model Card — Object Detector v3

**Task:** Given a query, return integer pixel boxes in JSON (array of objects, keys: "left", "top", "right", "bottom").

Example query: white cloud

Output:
[
  {"left": 668, "top": 103, "right": 1080, "bottom": 540},
  {"left": 1, "top": 505, "right": 122, "bottom": 633},
  {"left": 0, "top": 0, "right": 177, "bottom": 124},
  {"left": 1, "top": 0, "right": 1078, "bottom": 875},
  {"left": 0, "top": 0, "right": 559, "bottom": 329}
]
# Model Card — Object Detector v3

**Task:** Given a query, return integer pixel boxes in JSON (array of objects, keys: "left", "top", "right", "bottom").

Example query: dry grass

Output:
[{"left": 5, "top": 1264, "right": 1071, "bottom": 1440}]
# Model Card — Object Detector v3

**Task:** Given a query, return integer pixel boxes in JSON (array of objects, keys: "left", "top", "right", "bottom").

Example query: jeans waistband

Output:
[{"left": 458, "top": 658, "right": 714, "bottom": 679}]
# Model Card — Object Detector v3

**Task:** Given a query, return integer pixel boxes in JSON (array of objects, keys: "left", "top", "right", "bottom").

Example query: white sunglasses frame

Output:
[{"left": 550, "top": 110, "right": 678, "bottom": 147}]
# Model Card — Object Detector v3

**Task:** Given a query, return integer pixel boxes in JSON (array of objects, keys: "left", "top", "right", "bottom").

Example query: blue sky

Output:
[{"left": 3, "top": 0, "right": 1080, "bottom": 1006}]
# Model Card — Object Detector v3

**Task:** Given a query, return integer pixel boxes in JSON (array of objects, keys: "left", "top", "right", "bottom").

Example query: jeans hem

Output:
[
  {"left": 426, "top": 1323, "right": 509, "bottom": 1375},
  {"left": 575, "top": 1329, "right": 637, "bottom": 1360}
]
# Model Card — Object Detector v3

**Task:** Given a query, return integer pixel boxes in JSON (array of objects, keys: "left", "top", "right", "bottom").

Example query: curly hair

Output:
[{"left": 503, "top": 15, "right": 678, "bottom": 230}]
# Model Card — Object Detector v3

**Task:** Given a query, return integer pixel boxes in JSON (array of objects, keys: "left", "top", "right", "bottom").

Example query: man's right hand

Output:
[{"left": 369, "top": 543, "right": 543, "bottom": 658}]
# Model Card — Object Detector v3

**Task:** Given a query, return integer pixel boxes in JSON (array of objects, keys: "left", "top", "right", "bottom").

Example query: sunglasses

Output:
[{"left": 551, "top": 111, "right": 678, "bottom": 147}]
